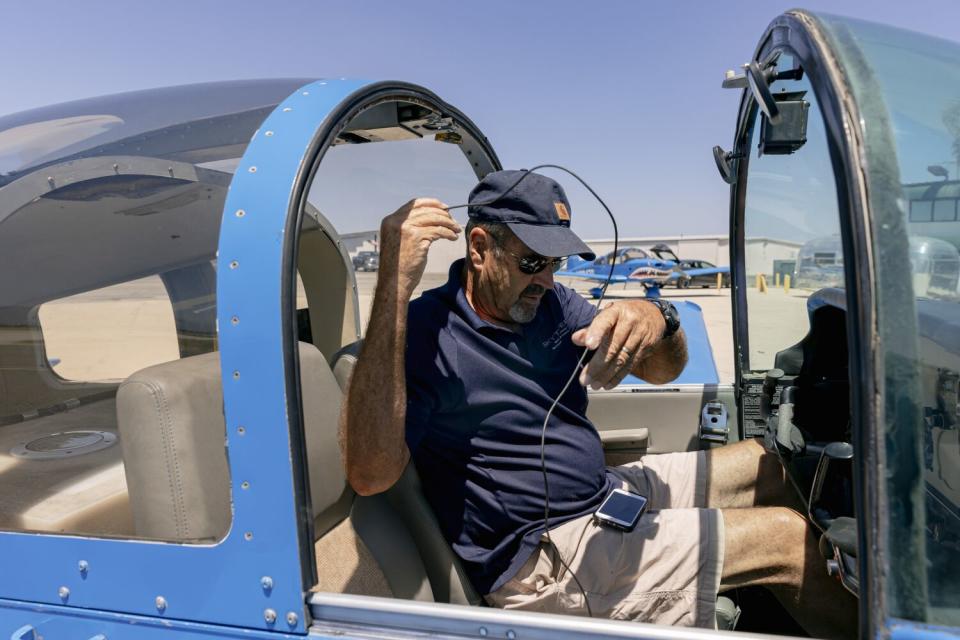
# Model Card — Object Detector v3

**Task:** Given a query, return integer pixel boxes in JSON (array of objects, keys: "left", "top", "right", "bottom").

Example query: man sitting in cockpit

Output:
[{"left": 340, "top": 170, "right": 855, "bottom": 637}]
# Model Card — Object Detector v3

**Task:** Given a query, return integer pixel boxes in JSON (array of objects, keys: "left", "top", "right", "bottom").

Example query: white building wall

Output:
[
  {"left": 343, "top": 230, "right": 801, "bottom": 277},
  {"left": 425, "top": 237, "right": 467, "bottom": 274},
  {"left": 743, "top": 238, "right": 803, "bottom": 278}
]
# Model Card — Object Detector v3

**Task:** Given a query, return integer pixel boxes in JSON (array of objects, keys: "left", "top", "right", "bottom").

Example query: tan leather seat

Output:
[
  {"left": 384, "top": 465, "right": 482, "bottom": 605},
  {"left": 332, "top": 342, "right": 481, "bottom": 605},
  {"left": 116, "top": 342, "right": 432, "bottom": 601}
]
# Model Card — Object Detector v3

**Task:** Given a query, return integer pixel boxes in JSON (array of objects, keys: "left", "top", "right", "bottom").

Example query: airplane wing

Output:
[
  {"left": 555, "top": 270, "right": 684, "bottom": 285},
  {"left": 555, "top": 270, "right": 630, "bottom": 282},
  {"left": 682, "top": 266, "right": 730, "bottom": 278}
]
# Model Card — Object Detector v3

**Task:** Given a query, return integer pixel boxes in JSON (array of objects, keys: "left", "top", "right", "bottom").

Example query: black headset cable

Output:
[{"left": 448, "top": 165, "right": 619, "bottom": 617}]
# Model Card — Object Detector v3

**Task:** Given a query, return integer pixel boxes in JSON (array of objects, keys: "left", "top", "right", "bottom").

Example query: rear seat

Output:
[{"left": 116, "top": 342, "right": 433, "bottom": 601}]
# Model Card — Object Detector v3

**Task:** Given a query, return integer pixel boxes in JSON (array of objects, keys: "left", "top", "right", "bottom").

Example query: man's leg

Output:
[
  {"left": 705, "top": 438, "right": 802, "bottom": 509},
  {"left": 722, "top": 506, "right": 857, "bottom": 640}
]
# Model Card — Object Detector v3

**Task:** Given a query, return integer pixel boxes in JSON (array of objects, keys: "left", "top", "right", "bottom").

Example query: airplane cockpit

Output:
[{"left": 0, "top": 9, "right": 958, "bottom": 640}]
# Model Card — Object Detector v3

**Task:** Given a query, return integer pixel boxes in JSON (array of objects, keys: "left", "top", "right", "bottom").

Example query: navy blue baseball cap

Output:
[{"left": 467, "top": 170, "right": 596, "bottom": 260}]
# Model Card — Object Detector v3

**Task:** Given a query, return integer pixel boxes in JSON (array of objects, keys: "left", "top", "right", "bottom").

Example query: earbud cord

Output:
[{"left": 447, "top": 165, "right": 619, "bottom": 617}]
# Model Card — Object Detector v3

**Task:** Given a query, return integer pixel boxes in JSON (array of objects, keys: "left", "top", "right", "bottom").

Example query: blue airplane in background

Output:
[{"left": 558, "top": 244, "right": 729, "bottom": 297}]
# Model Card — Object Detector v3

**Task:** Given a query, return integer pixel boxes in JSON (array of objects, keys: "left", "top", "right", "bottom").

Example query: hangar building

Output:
[{"left": 345, "top": 231, "right": 802, "bottom": 280}]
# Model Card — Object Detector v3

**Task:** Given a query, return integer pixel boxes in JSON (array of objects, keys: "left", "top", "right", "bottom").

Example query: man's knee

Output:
[
  {"left": 707, "top": 439, "right": 798, "bottom": 508},
  {"left": 720, "top": 506, "right": 810, "bottom": 588},
  {"left": 706, "top": 439, "right": 767, "bottom": 506}
]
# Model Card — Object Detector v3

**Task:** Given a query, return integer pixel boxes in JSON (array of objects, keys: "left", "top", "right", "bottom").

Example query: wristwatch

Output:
[{"left": 645, "top": 299, "right": 680, "bottom": 338}]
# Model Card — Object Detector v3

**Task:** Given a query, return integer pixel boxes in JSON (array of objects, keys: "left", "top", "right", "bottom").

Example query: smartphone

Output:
[{"left": 594, "top": 489, "right": 648, "bottom": 532}]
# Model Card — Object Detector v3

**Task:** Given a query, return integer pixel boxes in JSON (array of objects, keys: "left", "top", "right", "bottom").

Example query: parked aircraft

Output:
[
  {"left": 560, "top": 244, "right": 730, "bottom": 295},
  {"left": 0, "top": 8, "right": 956, "bottom": 640},
  {"left": 558, "top": 246, "right": 687, "bottom": 296},
  {"left": 675, "top": 260, "right": 731, "bottom": 288}
]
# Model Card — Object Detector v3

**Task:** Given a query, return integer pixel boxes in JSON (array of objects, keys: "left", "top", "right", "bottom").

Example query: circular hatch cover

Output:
[{"left": 11, "top": 430, "right": 117, "bottom": 460}]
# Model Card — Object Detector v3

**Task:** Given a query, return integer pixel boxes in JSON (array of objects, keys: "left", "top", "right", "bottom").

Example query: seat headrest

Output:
[
  {"left": 117, "top": 342, "right": 350, "bottom": 541},
  {"left": 331, "top": 340, "right": 362, "bottom": 393}
]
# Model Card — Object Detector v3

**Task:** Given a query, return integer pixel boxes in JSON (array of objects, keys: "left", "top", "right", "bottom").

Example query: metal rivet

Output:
[
  {"left": 244, "top": 531, "right": 253, "bottom": 541},
  {"left": 265, "top": 131, "right": 274, "bottom": 137},
  {"left": 237, "top": 426, "right": 246, "bottom": 435},
  {"left": 286, "top": 611, "right": 299, "bottom": 626},
  {"left": 264, "top": 609, "right": 277, "bottom": 624},
  {"left": 155, "top": 596, "right": 167, "bottom": 612},
  {"left": 282, "top": 107, "right": 292, "bottom": 112},
  {"left": 112, "top": 163, "right": 120, "bottom": 173},
  {"left": 231, "top": 316, "right": 239, "bottom": 326},
  {"left": 58, "top": 586, "right": 70, "bottom": 601},
  {"left": 241, "top": 481, "right": 250, "bottom": 490},
  {"left": 506, "top": 631, "right": 516, "bottom": 640},
  {"left": 232, "top": 371, "right": 240, "bottom": 380},
  {"left": 78, "top": 560, "right": 89, "bottom": 575},
  {"left": 479, "top": 627, "right": 488, "bottom": 637},
  {"left": 229, "top": 260, "right": 239, "bottom": 269},
  {"left": 248, "top": 166, "right": 257, "bottom": 173},
  {"left": 235, "top": 209, "right": 246, "bottom": 217},
  {"left": 167, "top": 167, "right": 174, "bottom": 177},
  {"left": 261, "top": 576, "right": 274, "bottom": 591},
  {"left": 47, "top": 176, "right": 55, "bottom": 187}
]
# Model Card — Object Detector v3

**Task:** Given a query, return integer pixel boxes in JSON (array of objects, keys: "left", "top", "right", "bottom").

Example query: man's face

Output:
[{"left": 476, "top": 230, "right": 557, "bottom": 324}]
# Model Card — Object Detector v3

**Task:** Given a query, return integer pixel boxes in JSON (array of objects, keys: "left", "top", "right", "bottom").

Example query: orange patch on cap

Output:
[{"left": 554, "top": 202, "right": 570, "bottom": 221}]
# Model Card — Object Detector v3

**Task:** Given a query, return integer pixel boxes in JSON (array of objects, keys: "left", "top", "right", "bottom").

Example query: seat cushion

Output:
[
  {"left": 117, "top": 351, "right": 230, "bottom": 541},
  {"left": 117, "top": 343, "right": 350, "bottom": 541},
  {"left": 312, "top": 517, "right": 392, "bottom": 597}
]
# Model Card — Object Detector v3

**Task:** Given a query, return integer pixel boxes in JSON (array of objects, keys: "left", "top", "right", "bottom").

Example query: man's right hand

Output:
[{"left": 378, "top": 198, "right": 461, "bottom": 299}]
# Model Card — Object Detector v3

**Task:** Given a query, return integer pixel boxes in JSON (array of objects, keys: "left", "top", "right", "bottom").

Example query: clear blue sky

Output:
[{"left": 2, "top": 1, "right": 958, "bottom": 237}]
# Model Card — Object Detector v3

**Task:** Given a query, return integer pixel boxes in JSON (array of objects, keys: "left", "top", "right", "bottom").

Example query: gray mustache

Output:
[{"left": 522, "top": 285, "right": 546, "bottom": 296}]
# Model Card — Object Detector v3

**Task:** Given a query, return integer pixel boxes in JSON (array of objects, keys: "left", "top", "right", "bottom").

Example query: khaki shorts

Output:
[{"left": 485, "top": 451, "right": 725, "bottom": 628}]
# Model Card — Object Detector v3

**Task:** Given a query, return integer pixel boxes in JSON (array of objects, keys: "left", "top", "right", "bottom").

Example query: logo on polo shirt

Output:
[
  {"left": 543, "top": 321, "right": 571, "bottom": 350},
  {"left": 554, "top": 202, "right": 570, "bottom": 221}
]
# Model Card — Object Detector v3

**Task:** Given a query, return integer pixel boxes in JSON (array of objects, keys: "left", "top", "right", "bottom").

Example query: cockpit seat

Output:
[
  {"left": 331, "top": 341, "right": 481, "bottom": 605},
  {"left": 116, "top": 342, "right": 432, "bottom": 600},
  {"left": 384, "top": 464, "right": 483, "bottom": 605}
]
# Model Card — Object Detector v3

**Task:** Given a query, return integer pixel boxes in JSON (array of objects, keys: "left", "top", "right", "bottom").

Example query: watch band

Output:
[{"left": 646, "top": 299, "right": 680, "bottom": 338}]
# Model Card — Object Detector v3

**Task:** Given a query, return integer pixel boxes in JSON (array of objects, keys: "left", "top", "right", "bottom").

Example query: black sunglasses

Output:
[{"left": 505, "top": 250, "right": 565, "bottom": 275}]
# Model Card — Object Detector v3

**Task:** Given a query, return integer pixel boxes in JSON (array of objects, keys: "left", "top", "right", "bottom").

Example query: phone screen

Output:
[{"left": 599, "top": 490, "right": 648, "bottom": 525}]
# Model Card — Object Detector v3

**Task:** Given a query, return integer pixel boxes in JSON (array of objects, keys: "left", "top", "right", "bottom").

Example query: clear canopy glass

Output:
[{"left": 819, "top": 13, "right": 960, "bottom": 624}]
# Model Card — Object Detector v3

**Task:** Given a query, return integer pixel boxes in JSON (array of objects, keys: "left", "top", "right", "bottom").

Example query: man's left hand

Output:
[{"left": 571, "top": 300, "right": 666, "bottom": 390}]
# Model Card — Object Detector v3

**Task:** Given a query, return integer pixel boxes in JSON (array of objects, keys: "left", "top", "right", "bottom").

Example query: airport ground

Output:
[
  {"left": 40, "top": 272, "right": 813, "bottom": 385},
  {"left": 357, "top": 272, "right": 813, "bottom": 383}
]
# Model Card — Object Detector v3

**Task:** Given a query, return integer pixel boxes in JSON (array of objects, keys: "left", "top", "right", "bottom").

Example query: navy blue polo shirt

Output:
[{"left": 405, "top": 259, "right": 617, "bottom": 595}]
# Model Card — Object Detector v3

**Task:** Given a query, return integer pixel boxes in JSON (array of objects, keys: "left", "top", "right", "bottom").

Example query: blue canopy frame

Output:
[{"left": 0, "top": 78, "right": 371, "bottom": 635}]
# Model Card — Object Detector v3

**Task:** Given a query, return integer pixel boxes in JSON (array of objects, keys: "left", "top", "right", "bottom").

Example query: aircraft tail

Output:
[{"left": 565, "top": 256, "right": 589, "bottom": 271}]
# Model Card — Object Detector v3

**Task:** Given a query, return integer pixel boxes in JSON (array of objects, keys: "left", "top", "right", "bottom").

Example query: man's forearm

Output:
[
  {"left": 340, "top": 280, "right": 411, "bottom": 495},
  {"left": 633, "top": 328, "right": 687, "bottom": 384},
  {"left": 339, "top": 198, "right": 459, "bottom": 494}
]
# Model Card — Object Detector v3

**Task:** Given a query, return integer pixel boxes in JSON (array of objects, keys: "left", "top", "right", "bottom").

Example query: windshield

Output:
[{"left": 819, "top": 14, "right": 960, "bottom": 624}]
